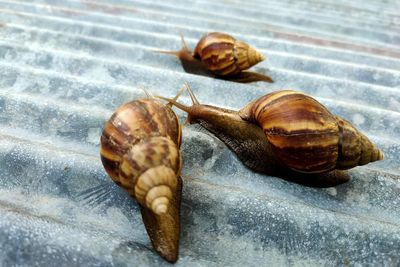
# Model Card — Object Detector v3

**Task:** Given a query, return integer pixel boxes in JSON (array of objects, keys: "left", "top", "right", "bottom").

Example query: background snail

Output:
[
  {"left": 160, "top": 86, "right": 384, "bottom": 187},
  {"left": 192, "top": 32, "right": 265, "bottom": 76},
  {"left": 100, "top": 97, "right": 183, "bottom": 263},
  {"left": 158, "top": 32, "right": 273, "bottom": 83}
]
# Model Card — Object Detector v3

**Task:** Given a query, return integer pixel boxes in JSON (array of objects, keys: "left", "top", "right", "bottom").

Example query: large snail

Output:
[
  {"left": 158, "top": 32, "right": 272, "bottom": 83},
  {"left": 100, "top": 95, "right": 183, "bottom": 262},
  {"left": 160, "top": 85, "right": 384, "bottom": 187}
]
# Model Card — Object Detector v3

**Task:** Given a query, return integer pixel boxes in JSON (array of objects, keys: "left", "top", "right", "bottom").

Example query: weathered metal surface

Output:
[{"left": 0, "top": 0, "right": 399, "bottom": 266}]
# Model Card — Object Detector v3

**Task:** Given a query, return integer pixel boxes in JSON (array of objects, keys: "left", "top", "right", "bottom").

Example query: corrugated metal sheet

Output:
[{"left": 0, "top": 0, "right": 399, "bottom": 266}]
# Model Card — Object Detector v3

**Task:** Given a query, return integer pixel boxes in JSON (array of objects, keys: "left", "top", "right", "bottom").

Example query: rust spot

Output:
[
  {"left": 82, "top": 0, "right": 138, "bottom": 15},
  {"left": 265, "top": 27, "right": 400, "bottom": 59},
  {"left": 56, "top": 6, "right": 85, "bottom": 17}
]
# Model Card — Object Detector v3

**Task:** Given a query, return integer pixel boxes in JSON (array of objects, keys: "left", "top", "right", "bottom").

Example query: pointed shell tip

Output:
[{"left": 259, "top": 52, "right": 266, "bottom": 61}]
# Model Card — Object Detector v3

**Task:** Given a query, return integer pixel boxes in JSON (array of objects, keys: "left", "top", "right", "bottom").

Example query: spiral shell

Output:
[
  {"left": 335, "top": 116, "right": 383, "bottom": 169},
  {"left": 243, "top": 90, "right": 384, "bottom": 173},
  {"left": 193, "top": 32, "right": 265, "bottom": 76},
  {"left": 160, "top": 85, "right": 383, "bottom": 186},
  {"left": 100, "top": 98, "right": 182, "bottom": 262}
]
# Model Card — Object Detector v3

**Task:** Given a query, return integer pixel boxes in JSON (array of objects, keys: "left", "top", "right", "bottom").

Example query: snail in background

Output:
[
  {"left": 100, "top": 94, "right": 183, "bottom": 262},
  {"left": 192, "top": 32, "right": 265, "bottom": 76},
  {"left": 158, "top": 32, "right": 273, "bottom": 83},
  {"left": 159, "top": 85, "right": 384, "bottom": 187}
]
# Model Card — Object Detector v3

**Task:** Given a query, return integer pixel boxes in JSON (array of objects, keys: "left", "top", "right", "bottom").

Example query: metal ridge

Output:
[{"left": 0, "top": 0, "right": 399, "bottom": 266}]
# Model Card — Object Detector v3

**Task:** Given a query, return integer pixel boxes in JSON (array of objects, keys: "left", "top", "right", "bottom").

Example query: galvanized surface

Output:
[{"left": 0, "top": 0, "right": 399, "bottom": 266}]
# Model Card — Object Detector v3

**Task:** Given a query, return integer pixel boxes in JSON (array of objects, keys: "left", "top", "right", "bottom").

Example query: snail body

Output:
[
  {"left": 161, "top": 87, "right": 383, "bottom": 187},
  {"left": 100, "top": 98, "right": 182, "bottom": 262}
]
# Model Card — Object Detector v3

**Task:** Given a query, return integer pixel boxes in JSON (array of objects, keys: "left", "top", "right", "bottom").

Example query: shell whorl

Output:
[
  {"left": 100, "top": 98, "right": 183, "bottom": 262},
  {"left": 135, "top": 165, "right": 178, "bottom": 215},
  {"left": 100, "top": 99, "right": 182, "bottom": 206},
  {"left": 193, "top": 32, "right": 265, "bottom": 76},
  {"left": 336, "top": 117, "right": 384, "bottom": 169},
  {"left": 120, "top": 136, "right": 181, "bottom": 213},
  {"left": 242, "top": 90, "right": 384, "bottom": 173}
]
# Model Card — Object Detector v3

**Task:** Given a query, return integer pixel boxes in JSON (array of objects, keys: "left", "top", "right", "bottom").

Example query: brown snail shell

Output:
[
  {"left": 100, "top": 98, "right": 182, "bottom": 263},
  {"left": 160, "top": 86, "right": 383, "bottom": 187},
  {"left": 193, "top": 32, "right": 265, "bottom": 76},
  {"left": 239, "top": 90, "right": 384, "bottom": 173},
  {"left": 157, "top": 32, "right": 271, "bottom": 82}
]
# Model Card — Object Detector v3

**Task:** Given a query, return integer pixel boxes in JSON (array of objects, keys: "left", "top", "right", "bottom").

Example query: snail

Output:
[
  {"left": 159, "top": 85, "right": 384, "bottom": 187},
  {"left": 192, "top": 32, "right": 265, "bottom": 76},
  {"left": 158, "top": 32, "right": 272, "bottom": 83},
  {"left": 100, "top": 94, "right": 183, "bottom": 262}
]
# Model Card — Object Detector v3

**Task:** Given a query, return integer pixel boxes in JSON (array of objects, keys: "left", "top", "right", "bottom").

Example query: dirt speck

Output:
[{"left": 82, "top": 1, "right": 138, "bottom": 15}]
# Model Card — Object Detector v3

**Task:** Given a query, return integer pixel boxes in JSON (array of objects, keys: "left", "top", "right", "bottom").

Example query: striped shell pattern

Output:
[
  {"left": 100, "top": 98, "right": 182, "bottom": 211},
  {"left": 193, "top": 32, "right": 265, "bottom": 76},
  {"left": 243, "top": 90, "right": 384, "bottom": 173},
  {"left": 100, "top": 98, "right": 182, "bottom": 262}
]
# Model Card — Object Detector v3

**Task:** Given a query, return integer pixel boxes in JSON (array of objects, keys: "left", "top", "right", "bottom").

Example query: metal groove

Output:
[
  {"left": 0, "top": 0, "right": 399, "bottom": 266},
  {"left": 1, "top": 8, "right": 399, "bottom": 72},
  {"left": 1, "top": 38, "right": 400, "bottom": 116},
  {"left": 5, "top": 0, "right": 400, "bottom": 50},
  {"left": 3, "top": 0, "right": 400, "bottom": 58}
]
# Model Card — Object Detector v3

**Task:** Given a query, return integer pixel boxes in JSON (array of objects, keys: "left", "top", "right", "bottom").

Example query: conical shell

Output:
[
  {"left": 193, "top": 32, "right": 265, "bottom": 76},
  {"left": 140, "top": 176, "right": 182, "bottom": 263},
  {"left": 241, "top": 90, "right": 384, "bottom": 173},
  {"left": 100, "top": 99, "right": 181, "bottom": 182},
  {"left": 135, "top": 165, "right": 177, "bottom": 214},
  {"left": 336, "top": 117, "right": 384, "bottom": 169},
  {"left": 233, "top": 40, "right": 265, "bottom": 72},
  {"left": 100, "top": 99, "right": 182, "bottom": 263}
]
